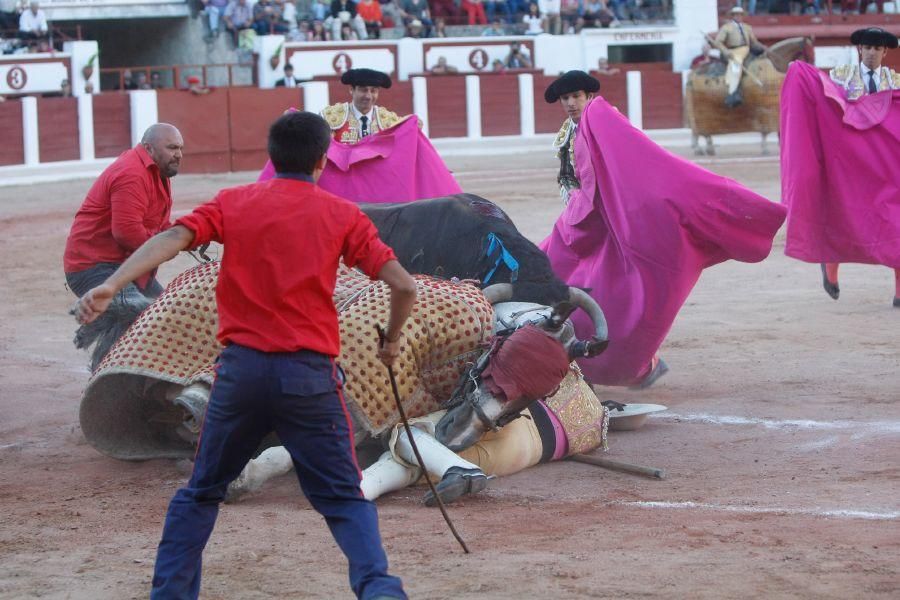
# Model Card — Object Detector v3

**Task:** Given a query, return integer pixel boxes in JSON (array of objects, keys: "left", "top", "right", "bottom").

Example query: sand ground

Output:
[{"left": 0, "top": 145, "right": 898, "bottom": 599}]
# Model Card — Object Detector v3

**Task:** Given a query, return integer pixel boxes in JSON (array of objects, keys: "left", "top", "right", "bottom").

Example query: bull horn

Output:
[
  {"left": 568, "top": 287, "right": 609, "bottom": 341},
  {"left": 482, "top": 283, "right": 514, "bottom": 304}
]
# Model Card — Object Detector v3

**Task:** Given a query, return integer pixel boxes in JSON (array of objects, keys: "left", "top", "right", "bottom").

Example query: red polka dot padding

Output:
[{"left": 88, "top": 262, "right": 494, "bottom": 436}]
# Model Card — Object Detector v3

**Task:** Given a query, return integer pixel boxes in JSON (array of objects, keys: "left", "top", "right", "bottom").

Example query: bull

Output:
[{"left": 360, "top": 194, "right": 609, "bottom": 358}]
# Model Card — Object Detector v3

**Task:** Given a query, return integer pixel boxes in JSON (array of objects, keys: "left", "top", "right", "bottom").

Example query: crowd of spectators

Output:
[
  {"left": 198, "top": 0, "right": 674, "bottom": 43},
  {"left": 1, "top": 1, "right": 54, "bottom": 54},
  {"left": 734, "top": 0, "right": 893, "bottom": 14}
]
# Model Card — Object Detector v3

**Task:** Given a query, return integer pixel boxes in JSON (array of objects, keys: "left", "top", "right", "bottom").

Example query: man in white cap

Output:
[{"left": 714, "top": 6, "right": 761, "bottom": 107}]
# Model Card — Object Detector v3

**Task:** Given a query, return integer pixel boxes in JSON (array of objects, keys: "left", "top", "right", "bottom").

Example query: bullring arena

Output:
[{"left": 1, "top": 139, "right": 898, "bottom": 598}]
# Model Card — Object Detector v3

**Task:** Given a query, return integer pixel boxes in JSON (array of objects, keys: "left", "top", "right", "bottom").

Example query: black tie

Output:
[
  {"left": 868, "top": 70, "right": 878, "bottom": 94},
  {"left": 360, "top": 115, "right": 369, "bottom": 138}
]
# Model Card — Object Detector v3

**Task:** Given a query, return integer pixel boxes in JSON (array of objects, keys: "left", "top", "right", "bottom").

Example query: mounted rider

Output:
[
  {"left": 544, "top": 70, "right": 600, "bottom": 205},
  {"left": 713, "top": 6, "right": 765, "bottom": 107},
  {"left": 321, "top": 68, "right": 406, "bottom": 144}
]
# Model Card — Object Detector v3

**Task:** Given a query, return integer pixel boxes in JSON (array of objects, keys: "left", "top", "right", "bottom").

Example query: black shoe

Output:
[
  {"left": 628, "top": 358, "right": 669, "bottom": 390},
  {"left": 893, "top": 297, "right": 900, "bottom": 308},
  {"left": 423, "top": 467, "right": 488, "bottom": 507},
  {"left": 820, "top": 264, "right": 839, "bottom": 300}
]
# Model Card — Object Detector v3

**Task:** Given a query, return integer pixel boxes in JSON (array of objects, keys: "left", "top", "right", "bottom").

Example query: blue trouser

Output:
[{"left": 150, "top": 344, "right": 406, "bottom": 600}]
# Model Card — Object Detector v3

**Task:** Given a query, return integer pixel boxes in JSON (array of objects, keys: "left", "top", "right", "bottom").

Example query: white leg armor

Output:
[
  {"left": 360, "top": 452, "right": 421, "bottom": 501},
  {"left": 395, "top": 427, "right": 480, "bottom": 479},
  {"left": 226, "top": 446, "right": 294, "bottom": 501}
]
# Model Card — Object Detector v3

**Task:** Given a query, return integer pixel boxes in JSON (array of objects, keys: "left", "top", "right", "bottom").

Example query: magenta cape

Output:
[
  {"left": 541, "top": 99, "right": 787, "bottom": 386},
  {"left": 258, "top": 117, "right": 461, "bottom": 202},
  {"left": 780, "top": 61, "right": 900, "bottom": 268}
]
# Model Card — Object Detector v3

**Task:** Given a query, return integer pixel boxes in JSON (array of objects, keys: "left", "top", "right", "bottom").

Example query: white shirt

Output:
[
  {"left": 523, "top": 14, "right": 543, "bottom": 35},
  {"left": 350, "top": 102, "right": 375, "bottom": 137},
  {"left": 539, "top": 0, "right": 560, "bottom": 14},
  {"left": 19, "top": 8, "right": 48, "bottom": 33},
  {"left": 861, "top": 61, "right": 881, "bottom": 92},
  {"left": 281, "top": 75, "right": 298, "bottom": 87}
]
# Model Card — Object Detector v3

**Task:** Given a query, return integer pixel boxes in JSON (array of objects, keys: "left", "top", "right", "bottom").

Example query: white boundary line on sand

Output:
[
  {"left": 613, "top": 500, "right": 900, "bottom": 521},
  {"left": 653, "top": 413, "right": 900, "bottom": 434}
]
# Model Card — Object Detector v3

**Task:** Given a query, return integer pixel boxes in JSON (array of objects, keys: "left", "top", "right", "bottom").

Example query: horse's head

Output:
[{"left": 435, "top": 298, "right": 584, "bottom": 451}]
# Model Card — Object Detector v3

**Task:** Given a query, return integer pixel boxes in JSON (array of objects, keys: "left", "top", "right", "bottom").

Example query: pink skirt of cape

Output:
[
  {"left": 780, "top": 61, "right": 900, "bottom": 268},
  {"left": 540, "top": 98, "right": 787, "bottom": 386},
  {"left": 257, "top": 117, "right": 462, "bottom": 201}
]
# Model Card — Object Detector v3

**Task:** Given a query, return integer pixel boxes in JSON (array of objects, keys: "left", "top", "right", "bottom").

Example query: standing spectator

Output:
[
  {"left": 539, "top": 0, "right": 561, "bottom": 34},
  {"left": 357, "top": 0, "right": 383, "bottom": 38},
  {"left": 379, "top": 0, "right": 403, "bottom": 27},
  {"left": 136, "top": 72, "right": 152, "bottom": 90},
  {"left": 120, "top": 69, "right": 138, "bottom": 90},
  {"left": 201, "top": 0, "right": 230, "bottom": 40},
  {"left": 481, "top": 17, "right": 506, "bottom": 36},
  {"left": 561, "top": 0, "right": 584, "bottom": 32},
  {"left": 326, "top": 0, "right": 368, "bottom": 40},
  {"left": 19, "top": 1, "right": 48, "bottom": 42},
  {"left": 275, "top": 63, "right": 300, "bottom": 86},
  {"left": 400, "top": 0, "right": 432, "bottom": 37},
  {"left": 224, "top": 0, "right": 253, "bottom": 45},
  {"left": 461, "top": 0, "right": 488, "bottom": 24},
  {"left": 504, "top": 40, "right": 532, "bottom": 68},
  {"left": 523, "top": 2, "right": 544, "bottom": 34},
  {"left": 485, "top": 0, "right": 513, "bottom": 23},
  {"left": 596, "top": 56, "right": 621, "bottom": 75},
  {"left": 491, "top": 58, "right": 506, "bottom": 71}
]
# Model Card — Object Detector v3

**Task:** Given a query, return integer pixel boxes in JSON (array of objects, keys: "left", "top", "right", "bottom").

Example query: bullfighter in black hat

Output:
[
  {"left": 820, "top": 27, "right": 900, "bottom": 304},
  {"left": 544, "top": 70, "right": 600, "bottom": 205},
  {"left": 321, "top": 68, "right": 406, "bottom": 143},
  {"left": 829, "top": 27, "right": 900, "bottom": 101}
]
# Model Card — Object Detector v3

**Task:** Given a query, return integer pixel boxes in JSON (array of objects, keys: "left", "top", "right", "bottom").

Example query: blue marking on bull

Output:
[{"left": 482, "top": 232, "right": 519, "bottom": 286}]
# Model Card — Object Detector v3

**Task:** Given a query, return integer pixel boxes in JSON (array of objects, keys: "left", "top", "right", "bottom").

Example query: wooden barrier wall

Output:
[
  {"left": 480, "top": 73, "right": 520, "bottom": 137},
  {"left": 641, "top": 71, "right": 684, "bottom": 129},
  {"left": 92, "top": 93, "right": 131, "bottom": 159},
  {"left": 0, "top": 101, "right": 24, "bottom": 166},
  {"left": 37, "top": 97, "right": 79, "bottom": 163},
  {"left": 426, "top": 77, "right": 468, "bottom": 138}
]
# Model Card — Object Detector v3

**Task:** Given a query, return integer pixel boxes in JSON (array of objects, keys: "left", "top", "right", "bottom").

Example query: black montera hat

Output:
[
  {"left": 544, "top": 70, "right": 600, "bottom": 103},
  {"left": 850, "top": 27, "right": 899, "bottom": 49},
  {"left": 341, "top": 68, "right": 392, "bottom": 88}
]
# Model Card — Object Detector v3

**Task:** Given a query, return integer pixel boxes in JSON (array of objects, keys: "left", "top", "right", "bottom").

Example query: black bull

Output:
[{"left": 361, "top": 193, "right": 609, "bottom": 351}]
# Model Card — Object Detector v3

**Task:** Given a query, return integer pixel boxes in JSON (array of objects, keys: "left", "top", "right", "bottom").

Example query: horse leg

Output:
[
  {"left": 761, "top": 132, "right": 770, "bottom": 156},
  {"left": 692, "top": 133, "right": 703, "bottom": 156},
  {"left": 705, "top": 135, "right": 715, "bottom": 156},
  {"left": 360, "top": 451, "right": 421, "bottom": 501},
  {"left": 395, "top": 427, "right": 488, "bottom": 506},
  {"left": 226, "top": 445, "right": 294, "bottom": 501}
]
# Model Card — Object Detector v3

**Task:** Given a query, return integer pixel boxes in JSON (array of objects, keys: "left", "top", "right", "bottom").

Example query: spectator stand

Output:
[{"left": 99, "top": 63, "right": 255, "bottom": 91}]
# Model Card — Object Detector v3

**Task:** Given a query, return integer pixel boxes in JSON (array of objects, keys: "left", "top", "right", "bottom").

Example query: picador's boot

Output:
[
  {"left": 394, "top": 427, "right": 488, "bottom": 506},
  {"left": 359, "top": 452, "right": 421, "bottom": 501},
  {"left": 821, "top": 263, "right": 840, "bottom": 300}
]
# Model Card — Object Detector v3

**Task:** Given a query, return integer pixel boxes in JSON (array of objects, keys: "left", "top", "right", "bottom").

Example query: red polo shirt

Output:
[
  {"left": 64, "top": 145, "right": 172, "bottom": 288},
  {"left": 175, "top": 177, "right": 396, "bottom": 355}
]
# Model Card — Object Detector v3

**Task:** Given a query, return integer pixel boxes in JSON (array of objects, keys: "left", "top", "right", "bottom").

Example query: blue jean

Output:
[
  {"left": 486, "top": 0, "right": 513, "bottom": 22},
  {"left": 150, "top": 345, "right": 406, "bottom": 600}
]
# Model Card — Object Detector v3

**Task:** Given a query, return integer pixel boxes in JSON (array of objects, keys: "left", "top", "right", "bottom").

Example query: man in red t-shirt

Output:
[
  {"left": 64, "top": 123, "right": 184, "bottom": 369},
  {"left": 73, "top": 112, "right": 416, "bottom": 600}
]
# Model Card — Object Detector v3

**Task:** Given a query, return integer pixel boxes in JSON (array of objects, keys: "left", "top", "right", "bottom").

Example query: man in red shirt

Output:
[
  {"left": 64, "top": 123, "right": 184, "bottom": 369},
  {"left": 73, "top": 111, "right": 416, "bottom": 600}
]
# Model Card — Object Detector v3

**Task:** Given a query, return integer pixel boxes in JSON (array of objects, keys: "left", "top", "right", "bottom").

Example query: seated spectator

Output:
[
  {"left": 430, "top": 0, "right": 457, "bottom": 19},
  {"left": 641, "top": 0, "right": 665, "bottom": 20},
  {"left": 253, "top": 0, "right": 290, "bottom": 35},
  {"left": 491, "top": 58, "right": 506, "bottom": 72},
  {"left": 482, "top": 18, "right": 505, "bottom": 36},
  {"left": 135, "top": 72, "right": 152, "bottom": 90},
  {"left": 311, "top": 0, "right": 330, "bottom": 20},
  {"left": 275, "top": 63, "right": 300, "bottom": 87},
  {"left": 404, "top": 17, "right": 426, "bottom": 38},
  {"left": 462, "top": 0, "right": 487, "bottom": 25},
  {"left": 296, "top": 19, "right": 312, "bottom": 39},
  {"left": 357, "top": 0, "right": 383, "bottom": 38},
  {"left": 150, "top": 71, "right": 165, "bottom": 89},
  {"left": 430, "top": 56, "right": 459, "bottom": 74},
  {"left": 433, "top": 17, "right": 448, "bottom": 38},
  {"left": 224, "top": 0, "right": 253, "bottom": 45},
  {"left": 596, "top": 56, "right": 620, "bottom": 75},
  {"left": 186, "top": 75, "right": 211, "bottom": 95},
  {"left": 583, "top": 0, "right": 615, "bottom": 28},
  {"left": 485, "top": 0, "right": 513, "bottom": 23},
  {"left": 19, "top": 1, "right": 48, "bottom": 42},
  {"left": 523, "top": 2, "right": 544, "bottom": 35},
  {"left": 201, "top": 0, "right": 230, "bottom": 40},
  {"left": 310, "top": 18, "right": 330, "bottom": 39},
  {"left": 120, "top": 69, "right": 138, "bottom": 90},
  {"left": 339, "top": 21, "right": 358, "bottom": 39},
  {"left": 401, "top": 0, "right": 433, "bottom": 37},
  {"left": 539, "top": 0, "right": 561, "bottom": 34},
  {"left": 560, "top": 0, "right": 584, "bottom": 33},
  {"left": 277, "top": 0, "right": 300, "bottom": 36},
  {"left": 326, "top": 0, "right": 368, "bottom": 40},
  {"left": 379, "top": 0, "right": 403, "bottom": 27},
  {"left": 504, "top": 41, "right": 532, "bottom": 68}
]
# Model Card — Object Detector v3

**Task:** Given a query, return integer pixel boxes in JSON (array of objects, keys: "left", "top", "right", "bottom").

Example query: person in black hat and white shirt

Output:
[
  {"left": 320, "top": 68, "right": 406, "bottom": 143},
  {"left": 544, "top": 70, "right": 600, "bottom": 205},
  {"left": 274, "top": 63, "right": 300, "bottom": 88},
  {"left": 829, "top": 27, "right": 900, "bottom": 102}
]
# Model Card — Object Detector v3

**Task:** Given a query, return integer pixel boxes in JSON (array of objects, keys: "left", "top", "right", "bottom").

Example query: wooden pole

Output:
[{"left": 569, "top": 453, "right": 666, "bottom": 480}]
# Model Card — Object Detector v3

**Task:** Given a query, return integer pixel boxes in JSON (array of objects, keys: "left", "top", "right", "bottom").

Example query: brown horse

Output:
[{"left": 686, "top": 37, "right": 814, "bottom": 156}]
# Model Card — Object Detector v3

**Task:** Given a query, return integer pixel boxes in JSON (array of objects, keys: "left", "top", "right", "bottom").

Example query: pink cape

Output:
[
  {"left": 258, "top": 117, "right": 461, "bottom": 202},
  {"left": 780, "top": 61, "right": 900, "bottom": 268},
  {"left": 541, "top": 98, "right": 787, "bottom": 386}
]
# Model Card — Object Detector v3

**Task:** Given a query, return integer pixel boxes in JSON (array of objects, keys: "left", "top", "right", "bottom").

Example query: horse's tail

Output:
[{"left": 74, "top": 290, "right": 153, "bottom": 371}]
